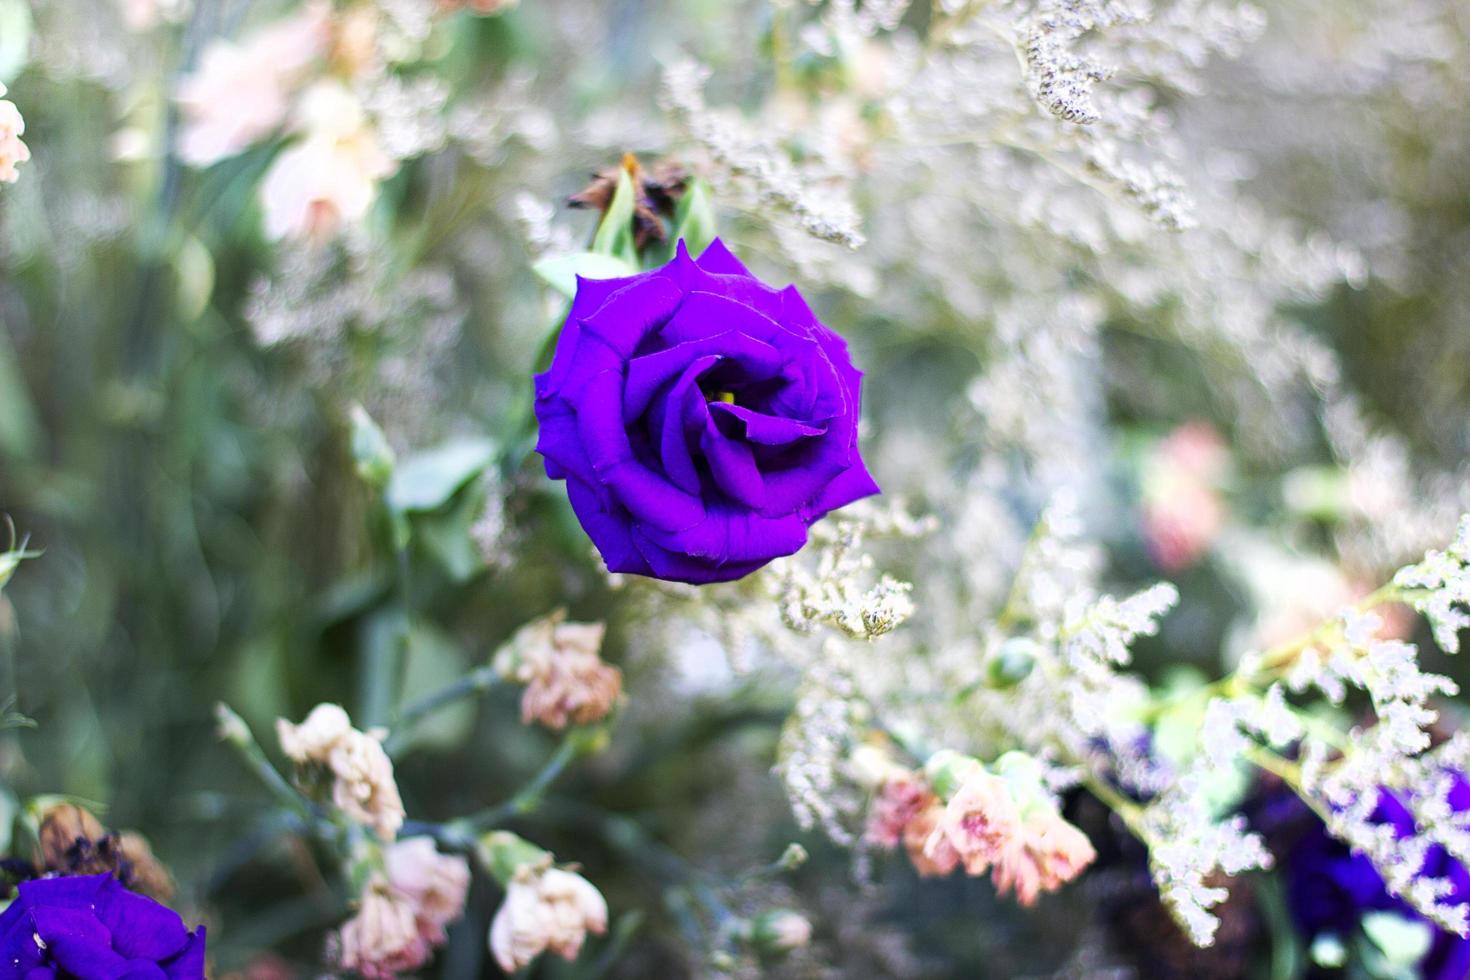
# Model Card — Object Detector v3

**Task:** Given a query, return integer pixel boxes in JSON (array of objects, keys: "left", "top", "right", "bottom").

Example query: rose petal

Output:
[
  {"left": 580, "top": 275, "right": 684, "bottom": 359},
  {"left": 695, "top": 238, "right": 755, "bottom": 279},
  {"left": 628, "top": 526, "right": 773, "bottom": 585},
  {"left": 700, "top": 416, "right": 766, "bottom": 508},
  {"left": 96, "top": 881, "right": 190, "bottom": 962},
  {"left": 624, "top": 334, "right": 783, "bottom": 422},
  {"left": 567, "top": 480, "right": 652, "bottom": 575},
  {"left": 801, "top": 460, "right": 881, "bottom": 521},
  {"left": 708, "top": 402, "right": 827, "bottom": 446}
]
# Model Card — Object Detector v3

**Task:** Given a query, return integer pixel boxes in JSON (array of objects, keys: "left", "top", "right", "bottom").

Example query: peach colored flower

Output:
[
  {"left": 0, "top": 86, "right": 30, "bottom": 185},
  {"left": 175, "top": 2, "right": 330, "bottom": 165},
  {"left": 489, "top": 866, "right": 608, "bottom": 973},
  {"left": 276, "top": 703, "right": 405, "bottom": 842},
  {"left": 989, "top": 810, "right": 1096, "bottom": 906},
  {"left": 924, "top": 770, "right": 1023, "bottom": 875},
  {"left": 502, "top": 614, "right": 622, "bottom": 731},
  {"left": 331, "top": 878, "right": 431, "bottom": 979},
  {"left": 384, "top": 836, "right": 472, "bottom": 944},
  {"left": 259, "top": 82, "right": 394, "bottom": 243},
  {"left": 865, "top": 771, "right": 935, "bottom": 850},
  {"left": 903, "top": 801, "right": 959, "bottom": 877}
]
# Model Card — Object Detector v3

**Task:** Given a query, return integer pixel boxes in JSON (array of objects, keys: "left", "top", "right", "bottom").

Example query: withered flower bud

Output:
[
  {"left": 37, "top": 803, "right": 107, "bottom": 872},
  {"left": 117, "top": 831, "right": 177, "bottom": 902},
  {"left": 568, "top": 153, "right": 690, "bottom": 251}
]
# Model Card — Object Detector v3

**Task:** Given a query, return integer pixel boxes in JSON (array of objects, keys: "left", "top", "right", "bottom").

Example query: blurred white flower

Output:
[
  {"left": 260, "top": 82, "right": 395, "bottom": 242},
  {"left": 489, "top": 866, "right": 608, "bottom": 973},
  {"left": 276, "top": 702, "right": 405, "bottom": 841},
  {"left": 175, "top": 2, "right": 330, "bottom": 166},
  {"left": 0, "top": 85, "right": 30, "bottom": 185}
]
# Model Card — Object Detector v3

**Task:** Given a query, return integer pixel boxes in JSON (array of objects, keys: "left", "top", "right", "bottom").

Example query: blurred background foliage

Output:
[{"left": 0, "top": 0, "right": 1467, "bottom": 976}]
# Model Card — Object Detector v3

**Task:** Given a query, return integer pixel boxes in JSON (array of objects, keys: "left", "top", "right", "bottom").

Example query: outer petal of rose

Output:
[
  {"left": 629, "top": 526, "right": 773, "bottom": 585},
  {"left": 31, "top": 906, "right": 132, "bottom": 977},
  {"left": 758, "top": 438, "right": 854, "bottom": 516},
  {"left": 543, "top": 269, "right": 647, "bottom": 395},
  {"left": 534, "top": 398, "right": 596, "bottom": 483},
  {"left": 623, "top": 333, "right": 783, "bottom": 422},
  {"left": 579, "top": 276, "right": 684, "bottom": 359},
  {"left": 666, "top": 241, "right": 786, "bottom": 323},
  {"left": 780, "top": 283, "right": 864, "bottom": 402},
  {"left": 641, "top": 506, "right": 808, "bottom": 564},
  {"left": 566, "top": 479, "right": 652, "bottom": 575},
  {"left": 800, "top": 460, "right": 882, "bottom": 521},
  {"left": 96, "top": 882, "right": 190, "bottom": 962},
  {"left": 700, "top": 416, "right": 766, "bottom": 508},
  {"left": 657, "top": 290, "right": 789, "bottom": 350},
  {"left": 163, "top": 928, "right": 206, "bottom": 980},
  {"left": 694, "top": 237, "right": 755, "bottom": 279}
]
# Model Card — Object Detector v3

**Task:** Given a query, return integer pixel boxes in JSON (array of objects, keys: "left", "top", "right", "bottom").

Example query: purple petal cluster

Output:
[
  {"left": 534, "top": 239, "right": 879, "bottom": 584},
  {"left": 0, "top": 873, "right": 205, "bottom": 978},
  {"left": 1287, "top": 776, "right": 1470, "bottom": 978}
]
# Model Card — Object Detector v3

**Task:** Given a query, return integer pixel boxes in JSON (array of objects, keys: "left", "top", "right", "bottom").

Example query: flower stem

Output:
[{"left": 384, "top": 663, "right": 502, "bottom": 755}]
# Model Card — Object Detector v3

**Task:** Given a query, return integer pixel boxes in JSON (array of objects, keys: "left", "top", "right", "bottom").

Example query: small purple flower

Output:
[
  {"left": 0, "top": 873, "right": 206, "bottom": 978},
  {"left": 533, "top": 239, "right": 879, "bottom": 584},
  {"left": 1286, "top": 777, "right": 1470, "bottom": 979}
]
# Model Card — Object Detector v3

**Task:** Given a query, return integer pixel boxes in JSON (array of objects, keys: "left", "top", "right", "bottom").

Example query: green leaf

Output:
[
  {"left": 386, "top": 438, "right": 496, "bottom": 514},
  {"left": 412, "top": 481, "right": 486, "bottom": 583},
  {"left": 394, "top": 623, "right": 474, "bottom": 750},
  {"left": 532, "top": 251, "right": 638, "bottom": 299},
  {"left": 0, "top": 318, "right": 40, "bottom": 460},
  {"left": 589, "top": 168, "right": 638, "bottom": 266},
  {"left": 668, "top": 177, "right": 717, "bottom": 258},
  {"left": 0, "top": 0, "right": 32, "bottom": 83}
]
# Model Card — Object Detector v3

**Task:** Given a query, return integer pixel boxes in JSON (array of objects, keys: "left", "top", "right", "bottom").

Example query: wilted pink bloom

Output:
[
  {"left": 924, "top": 770, "right": 1023, "bottom": 875},
  {"left": 0, "top": 86, "right": 30, "bottom": 184},
  {"left": 384, "top": 837, "right": 472, "bottom": 944},
  {"left": 503, "top": 615, "right": 622, "bottom": 731},
  {"left": 330, "top": 878, "right": 431, "bottom": 979},
  {"left": 175, "top": 2, "right": 330, "bottom": 166},
  {"left": 259, "top": 82, "right": 394, "bottom": 243},
  {"left": 1142, "top": 421, "right": 1229, "bottom": 571},
  {"left": 865, "top": 771, "right": 935, "bottom": 849},
  {"left": 903, "top": 800, "right": 959, "bottom": 876},
  {"left": 276, "top": 703, "right": 405, "bottom": 842},
  {"left": 489, "top": 866, "right": 608, "bottom": 973},
  {"left": 989, "top": 810, "right": 1096, "bottom": 906}
]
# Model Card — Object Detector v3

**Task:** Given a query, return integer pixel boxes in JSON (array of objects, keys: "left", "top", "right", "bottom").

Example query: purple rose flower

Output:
[
  {"left": 1286, "top": 776, "right": 1470, "bottom": 979},
  {"left": 533, "top": 238, "right": 880, "bottom": 584},
  {"left": 0, "top": 873, "right": 206, "bottom": 978}
]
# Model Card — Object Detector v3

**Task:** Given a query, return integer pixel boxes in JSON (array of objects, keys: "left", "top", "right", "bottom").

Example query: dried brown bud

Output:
[
  {"left": 37, "top": 804, "right": 107, "bottom": 872},
  {"left": 568, "top": 154, "right": 690, "bottom": 251},
  {"left": 35, "top": 803, "right": 177, "bottom": 900},
  {"left": 117, "top": 832, "right": 177, "bottom": 902}
]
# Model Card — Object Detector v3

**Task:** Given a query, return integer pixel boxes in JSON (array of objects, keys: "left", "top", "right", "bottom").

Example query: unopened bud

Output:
[
  {"left": 777, "top": 843, "right": 808, "bottom": 871},
  {"left": 747, "top": 910, "right": 812, "bottom": 956},
  {"left": 986, "top": 638, "right": 1038, "bottom": 689},
  {"left": 349, "top": 404, "right": 395, "bottom": 489}
]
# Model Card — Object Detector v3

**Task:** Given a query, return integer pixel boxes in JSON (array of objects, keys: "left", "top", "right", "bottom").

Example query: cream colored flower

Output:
[
  {"left": 502, "top": 613, "right": 622, "bottom": 731},
  {"left": 0, "top": 86, "right": 30, "bottom": 185},
  {"left": 175, "top": 2, "right": 330, "bottom": 166},
  {"left": 384, "top": 836, "right": 472, "bottom": 943},
  {"left": 259, "top": 82, "right": 394, "bottom": 243},
  {"left": 276, "top": 703, "right": 404, "bottom": 841},
  {"left": 489, "top": 866, "right": 608, "bottom": 973},
  {"left": 331, "top": 877, "right": 431, "bottom": 980},
  {"left": 903, "top": 800, "right": 959, "bottom": 877},
  {"left": 924, "top": 770, "right": 1022, "bottom": 875}
]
